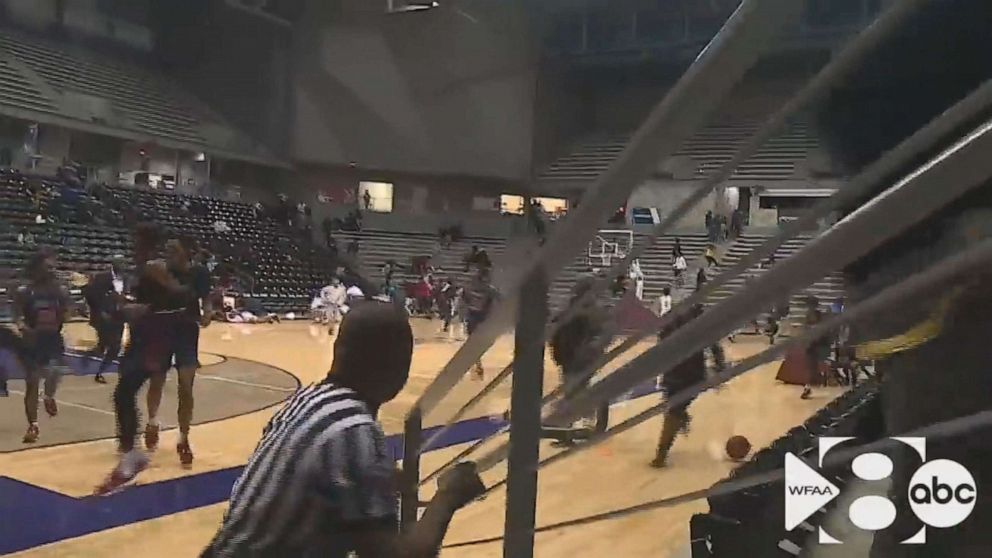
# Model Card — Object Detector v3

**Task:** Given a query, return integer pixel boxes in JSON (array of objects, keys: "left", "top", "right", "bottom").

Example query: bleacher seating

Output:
[
  {"left": 0, "top": 169, "right": 338, "bottom": 314},
  {"left": 537, "top": 119, "right": 820, "bottom": 185},
  {"left": 705, "top": 234, "right": 846, "bottom": 325},
  {"left": 0, "top": 55, "right": 58, "bottom": 115},
  {"left": 334, "top": 227, "right": 710, "bottom": 311},
  {"left": 103, "top": 185, "right": 336, "bottom": 311},
  {"left": 333, "top": 229, "right": 506, "bottom": 289},
  {"left": 0, "top": 29, "right": 270, "bottom": 160}
]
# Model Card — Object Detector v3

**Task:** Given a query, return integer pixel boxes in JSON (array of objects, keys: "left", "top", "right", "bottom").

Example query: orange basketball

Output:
[{"left": 725, "top": 435, "right": 751, "bottom": 461}]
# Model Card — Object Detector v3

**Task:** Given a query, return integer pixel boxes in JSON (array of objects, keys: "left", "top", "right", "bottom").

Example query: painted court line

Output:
[
  {"left": 196, "top": 374, "right": 297, "bottom": 393},
  {"left": 7, "top": 389, "right": 116, "bottom": 416}
]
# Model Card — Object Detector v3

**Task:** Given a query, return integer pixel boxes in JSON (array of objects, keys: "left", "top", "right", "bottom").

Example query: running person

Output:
[
  {"left": 462, "top": 268, "right": 497, "bottom": 379},
  {"left": 144, "top": 238, "right": 212, "bottom": 466},
  {"left": 96, "top": 224, "right": 187, "bottom": 494},
  {"left": 14, "top": 249, "right": 72, "bottom": 444},
  {"left": 83, "top": 255, "right": 127, "bottom": 384},
  {"left": 549, "top": 277, "right": 613, "bottom": 434},
  {"left": 318, "top": 278, "right": 347, "bottom": 333},
  {"left": 651, "top": 304, "right": 707, "bottom": 468}
]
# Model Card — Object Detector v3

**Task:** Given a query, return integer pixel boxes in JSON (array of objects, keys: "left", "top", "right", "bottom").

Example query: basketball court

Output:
[{"left": 0, "top": 319, "right": 839, "bottom": 556}]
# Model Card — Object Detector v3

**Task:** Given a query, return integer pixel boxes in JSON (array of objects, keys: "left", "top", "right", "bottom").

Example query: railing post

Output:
[
  {"left": 503, "top": 265, "right": 549, "bottom": 558},
  {"left": 400, "top": 408, "right": 422, "bottom": 530}
]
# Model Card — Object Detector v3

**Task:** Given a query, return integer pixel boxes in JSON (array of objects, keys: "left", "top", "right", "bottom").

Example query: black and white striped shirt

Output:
[{"left": 204, "top": 382, "right": 397, "bottom": 558}]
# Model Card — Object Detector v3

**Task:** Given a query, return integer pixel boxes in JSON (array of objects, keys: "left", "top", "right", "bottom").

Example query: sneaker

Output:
[
  {"left": 94, "top": 373, "right": 107, "bottom": 384},
  {"left": 144, "top": 423, "right": 160, "bottom": 451},
  {"left": 800, "top": 387, "right": 812, "bottom": 400},
  {"left": 22, "top": 424, "right": 39, "bottom": 443},
  {"left": 649, "top": 456, "right": 668, "bottom": 468},
  {"left": 177, "top": 440, "right": 194, "bottom": 467},
  {"left": 94, "top": 453, "right": 149, "bottom": 496},
  {"left": 43, "top": 397, "right": 58, "bottom": 417}
]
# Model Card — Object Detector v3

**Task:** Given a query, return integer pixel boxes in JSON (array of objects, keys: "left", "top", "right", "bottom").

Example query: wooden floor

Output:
[{"left": 0, "top": 319, "right": 841, "bottom": 557}]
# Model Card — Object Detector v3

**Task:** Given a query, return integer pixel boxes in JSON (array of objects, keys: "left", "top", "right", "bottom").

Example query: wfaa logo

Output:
[{"left": 784, "top": 437, "right": 977, "bottom": 544}]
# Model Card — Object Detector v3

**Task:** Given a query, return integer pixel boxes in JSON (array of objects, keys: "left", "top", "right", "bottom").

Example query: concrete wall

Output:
[
  {"left": 35, "top": 124, "right": 70, "bottom": 175},
  {"left": 151, "top": 0, "right": 293, "bottom": 154},
  {"left": 530, "top": 61, "right": 590, "bottom": 175},
  {"left": 290, "top": 0, "right": 538, "bottom": 181},
  {"left": 0, "top": 0, "right": 59, "bottom": 32}
]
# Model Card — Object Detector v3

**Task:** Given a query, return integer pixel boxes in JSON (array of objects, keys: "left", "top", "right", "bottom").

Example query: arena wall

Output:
[
  {"left": 290, "top": 0, "right": 538, "bottom": 181},
  {"left": 151, "top": 0, "right": 294, "bottom": 153}
]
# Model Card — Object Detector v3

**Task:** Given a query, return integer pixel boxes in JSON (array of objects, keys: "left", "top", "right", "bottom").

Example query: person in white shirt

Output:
[
  {"left": 657, "top": 286, "right": 673, "bottom": 317},
  {"left": 316, "top": 278, "right": 348, "bottom": 332},
  {"left": 673, "top": 254, "right": 687, "bottom": 287},
  {"left": 628, "top": 259, "right": 645, "bottom": 300},
  {"left": 346, "top": 284, "right": 364, "bottom": 303}
]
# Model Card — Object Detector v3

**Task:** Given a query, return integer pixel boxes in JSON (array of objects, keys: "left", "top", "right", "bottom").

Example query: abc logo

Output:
[{"left": 908, "top": 459, "right": 977, "bottom": 528}]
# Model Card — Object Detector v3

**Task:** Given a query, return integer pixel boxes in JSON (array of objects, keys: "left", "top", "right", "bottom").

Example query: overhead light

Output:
[
  {"left": 194, "top": 152, "right": 206, "bottom": 162},
  {"left": 390, "top": 1, "right": 439, "bottom": 13}
]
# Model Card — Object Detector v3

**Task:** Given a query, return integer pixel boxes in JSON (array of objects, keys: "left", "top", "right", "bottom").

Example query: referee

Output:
[{"left": 203, "top": 302, "right": 485, "bottom": 557}]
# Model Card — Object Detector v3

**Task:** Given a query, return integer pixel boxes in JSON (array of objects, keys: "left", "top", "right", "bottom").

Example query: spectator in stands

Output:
[
  {"left": 342, "top": 210, "right": 362, "bottom": 232},
  {"left": 463, "top": 245, "right": 491, "bottom": 272},
  {"left": 363, "top": 189, "right": 372, "bottom": 210},
  {"left": 673, "top": 253, "right": 687, "bottom": 287},
  {"left": 212, "top": 219, "right": 231, "bottom": 233},
  {"left": 672, "top": 237, "right": 684, "bottom": 259},
  {"left": 704, "top": 244, "right": 719, "bottom": 268},
  {"left": 382, "top": 260, "right": 396, "bottom": 285},
  {"left": 526, "top": 199, "right": 546, "bottom": 239},
  {"left": 656, "top": 286, "right": 673, "bottom": 317},
  {"left": 717, "top": 213, "right": 729, "bottom": 242},
  {"left": 202, "top": 251, "right": 218, "bottom": 273},
  {"left": 321, "top": 217, "right": 333, "bottom": 244},
  {"left": 730, "top": 208, "right": 743, "bottom": 239},
  {"left": 380, "top": 278, "right": 398, "bottom": 303},
  {"left": 762, "top": 252, "right": 777, "bottom": 269},
  {"left": 346, "top": 239, "right": 360, "bottom": 257},
  {"left": 704, "top": 210, "right": 713, "bottom": 235},
  {"left": 695, "top": 268, "right": 707, "bottom": 291}
]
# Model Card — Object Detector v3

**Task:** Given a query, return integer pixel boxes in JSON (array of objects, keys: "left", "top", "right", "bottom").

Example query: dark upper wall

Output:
[
  {"left": 0, "top": 0, "right": 154, "bottom": 52},
  {"left": 150, "top": 0, "right": 293, "bottom": 154},
  {"left": 290, "top": 0, "right": 539, "bottom": 181}
]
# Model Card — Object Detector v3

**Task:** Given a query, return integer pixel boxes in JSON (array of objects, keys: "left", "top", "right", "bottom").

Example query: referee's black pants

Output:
[{"left": 90, "top": 319, "right": 124, "bottom": 374}]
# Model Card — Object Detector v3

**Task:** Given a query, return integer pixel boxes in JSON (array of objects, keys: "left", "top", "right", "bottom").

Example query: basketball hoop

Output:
[{"left": 588, "top": 230, "right": 633, "bottom": 271}]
